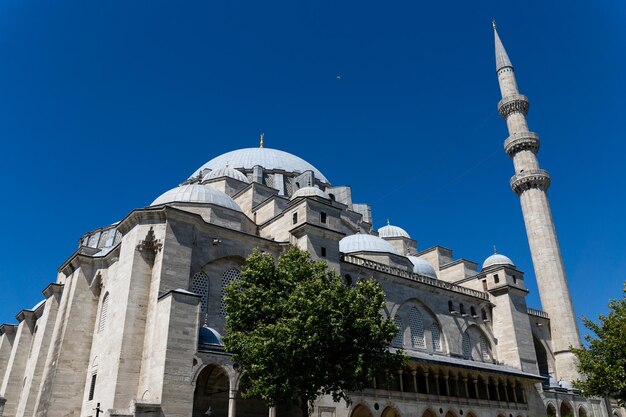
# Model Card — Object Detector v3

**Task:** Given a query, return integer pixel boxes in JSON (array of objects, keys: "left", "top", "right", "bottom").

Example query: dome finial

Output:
[
  {"left": 493, "top": 245, "right": 497, "bottom": 254},
  {"left": 387, "top": 217, "right": 390, "bottom": 226},
  {"left": 492, "top": 19, "right": 496, "bottom": 30},
  {"left": 259, "top": 133, "right": 265, "bottom": 148}
]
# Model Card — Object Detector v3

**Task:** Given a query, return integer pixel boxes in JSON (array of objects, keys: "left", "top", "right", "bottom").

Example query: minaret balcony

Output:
[
  {"left": 498, "top": 94, "right": 529, "bottom": 119},
  {"left": 504, "top": 132, "right": 540, "bottom": 157},
  {"left": 510, "top": 169, "right": 551, "bottom": 195}
]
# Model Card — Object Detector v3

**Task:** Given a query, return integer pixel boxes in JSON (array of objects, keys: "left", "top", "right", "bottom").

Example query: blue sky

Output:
[{"left": 1, "top": 0, "right": 625, "bottom": 338}]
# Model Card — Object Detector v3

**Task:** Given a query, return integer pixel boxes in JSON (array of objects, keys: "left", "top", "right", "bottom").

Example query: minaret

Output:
[{"left": 493, "top": 23, "right": 581, "bottom": 382}]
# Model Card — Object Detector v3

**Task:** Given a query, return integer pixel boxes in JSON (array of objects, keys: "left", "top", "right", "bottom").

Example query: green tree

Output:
[
  {"left": 571, "top": 283, "right": 626, "bottom": 406},
  {"left": 223, "top": 247, "right": 405, "bottom": 416}
]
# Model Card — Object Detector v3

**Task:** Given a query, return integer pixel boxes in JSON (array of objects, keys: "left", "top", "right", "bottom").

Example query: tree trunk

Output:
[{"left": 300, "top": 395, "right": 309, "bottom": 417}]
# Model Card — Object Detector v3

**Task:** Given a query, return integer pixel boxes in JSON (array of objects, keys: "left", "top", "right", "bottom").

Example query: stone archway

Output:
[
  {"left": 193, "top": 364, "right": 230, "bottom": 417},
  {"left": 350, "top": 404, "right": 374, "bottom": 417},
  {"left": 445, "top": 411, "right": 458, "bottom": 417},
  {"left": 579, "top": 407, "right": 587, "bottom": 417},
  {"left": 382, "top": 406, "right": 401, "bottom": 417},
  {"left": 560, "top": 401, "right": 574, "bottom": 417},
  {"left": 547, "top": 403, "right": 557, "bottom": 417},
  {"left": 422, "top": 409, "right": 437, "bottom": 417}
]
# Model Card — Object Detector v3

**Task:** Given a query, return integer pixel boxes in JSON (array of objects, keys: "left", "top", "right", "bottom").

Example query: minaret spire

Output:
[
  {"left": 493, "top": 25, "right": 582, "bottom": 382},
  {"left": 493, "top": 23, "right": 513, "bottom": 72}
]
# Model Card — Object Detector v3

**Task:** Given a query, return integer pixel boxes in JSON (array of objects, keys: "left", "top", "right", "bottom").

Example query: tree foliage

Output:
[
  {"left": 571, "top": 283, "right": 626, "bottom": 406},
  {"left": 223, "top": 247, "right": 405, "bottom": 416}
]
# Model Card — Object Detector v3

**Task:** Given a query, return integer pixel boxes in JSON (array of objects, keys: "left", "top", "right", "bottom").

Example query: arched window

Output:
[
  {"left": 344, "top": 274, "right": 353, "bottom": 286},
  {"left": 191, "top": 271, "right": 210, "bottom": 313},
  {"left": 392, "top": 317, "right": 403, "bottom": 348},
  {"left": 459, "top": 303, "right": 466, "bottom": 316},
  {"left": 448, "top": 301, "right": 455, "bottom": 313},
  {"left": 470, "top": 306, "right": 477, "bottom": 317},
  {"left": 479, "top": 335, "right": 491, "bottom": 361},
  {"left": 220, "top": 268, "right": 241, "bottom": 316},
  {"left": 431, "top": 323, "right": 442, "bottom": 351},
  {"left": 98, "top": 293, "right": 109, "bottom": 333},
  {"left": 462, "top": 332, "right": 471, "bottom": 359},
  {"left": 409, "top": 307, "right": 425, "bottom": 349},
  {"left": 481, "top": 308, "right": 488, "bottom": 321}
]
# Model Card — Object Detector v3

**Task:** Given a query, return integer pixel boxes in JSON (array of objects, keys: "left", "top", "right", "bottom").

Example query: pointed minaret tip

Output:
[
  {"left": 259, "top": 133, "right": 265, "bottom": 148},
  {"left": 493, "top": 21, "right": 513, "bottom": 72}
]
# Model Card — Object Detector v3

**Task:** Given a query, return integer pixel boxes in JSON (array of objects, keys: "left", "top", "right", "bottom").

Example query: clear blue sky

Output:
[{"left": 1, "top": 0, "right": 625, "bottom": 338}]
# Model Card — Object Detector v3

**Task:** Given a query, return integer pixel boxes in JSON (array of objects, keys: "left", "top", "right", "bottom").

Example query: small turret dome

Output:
[
  {"left": 407, "top": 256, "right": 437, "bottom": 278},
  {"left": 482, "top": 252, "right": 515, "bottom": 270},
  {"left": 199, "top": 326, "right": 223, "bottom": 346},
  {"left": 291, "top": 186, "right": 329, "bottom": 200},
  {"left": 378, "top": 224, "right": 410, "bottom": 239},
  {"left": 150, "top": 184, "right": 242, "bottom": 212},
  {"left": 339, "top": 234, "right": 400, "bottom": 255},
  {"left": 203, "top": 166, "right": 249, "bottom": 183}
]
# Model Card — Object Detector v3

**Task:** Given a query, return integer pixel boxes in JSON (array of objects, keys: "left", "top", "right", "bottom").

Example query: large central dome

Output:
[{"left": 191, "top": 147, "right": 329, "bottom": 184}]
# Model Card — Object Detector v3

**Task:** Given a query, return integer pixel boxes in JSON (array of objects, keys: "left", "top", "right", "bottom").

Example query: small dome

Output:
[
  {"left": 203, "top": 166, "right": 249, "bottom": 183},
  {"left": 378, "top": 224, "right": 410, "bottom": 239},
  {"left": 291, "top": 186, "right": 329, "bottom": 200},
  {"left": 199, "top": 326, "right": 223, "bottom": 346},
  {"left": 150, "top": 184, "right": 242, "bottom": 212},
  {"left": 339, "top": 234, "right": 400, "bottom": 255},
  {"left": 407, "top": 256, "right": 437, "bottom": 279},
  {"left": 482, "top": 253, "right": 515, "bottom": 270}
]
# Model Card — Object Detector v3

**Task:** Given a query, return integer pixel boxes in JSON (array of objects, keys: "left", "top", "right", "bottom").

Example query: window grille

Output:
[
  {"left": 191, "top": 271, "right": 210, "bottom": 313},
  {"left": 98, "top": 294, "right": 109, "bottom": 333},
  {"left": 431, "top": 323, "right": 442, "bottom": 351},
  {"left": 392, "top": 317, "right": 403, "bottom": 348},
  {"left": 88, "top": 373, "right": 97, "bottom": 401},
  {"left": 220, "top": 268, "right": 241, "bottom": 316},
  {"left": 480, "top": 335, "right": 490, "bottom": 361},
  {"left": 462, "top": 332, "right": 471, "bottom": 359},
  {"left": 409, "top": 308, "right": 425, "bottom": 349}
]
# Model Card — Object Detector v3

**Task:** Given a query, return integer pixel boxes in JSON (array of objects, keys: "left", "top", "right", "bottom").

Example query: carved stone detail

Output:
[
  {"left": 504, "top": 132, "right": 540, "bottom": 157},
  {"left": 510, "top": 169, "right": 551, "bottom": 195},
  {"left": 137, "top": 227, "right": 163, "bottom": 254},
  {"left": 498, "top": 94, "right": 529, "bottom": 119}
]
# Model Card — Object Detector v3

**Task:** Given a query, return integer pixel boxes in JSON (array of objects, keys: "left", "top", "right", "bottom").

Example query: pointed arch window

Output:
[
  {"left": 191, "top": 271, "right": 210, "bottom": 313},
  {"left": 98, "top": 293, "right": 109, "bottom": 333},
  {"left": 431, "top": 323, "right": 442, "bottom": 352},
  {"left": 392, "top": 317, "right": 403, "bottom": 348},
  {"left": 462, "top": 332, "right": 471, "bottom": 359},
  {"left": 220, "top": 268, "right": 241, "bottom": 316},
  {"left": 409, "top": 307, "right": 425, "bottom": 349}
]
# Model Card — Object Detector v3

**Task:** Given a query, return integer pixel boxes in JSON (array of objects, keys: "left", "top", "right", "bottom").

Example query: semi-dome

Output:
[
  {"left": 407, "top": 256, "right": 437, "bottom": 278},
  {"left": 291, "top": 186, "right": 329, "bottom": 200},
  {"left": 150, "top": 184, "right": 242, "bottom": 212},
  {"left": 199, "top": 326, "right": 223, "bottom": 346},
  {"left": 339, "top": 234, "right": 400, "bottom": 255},
  {"left": 378, "top": 224, "right": 410, "bottom": 239},
  {"left": 203, "top": 166, "right": 249, "bottom": 183},
  {"left": 482, "top": 253, "right": 515, "bottom": 270},
  {"left": 191, "top": 147, "right": 329, "bottom": 184}
]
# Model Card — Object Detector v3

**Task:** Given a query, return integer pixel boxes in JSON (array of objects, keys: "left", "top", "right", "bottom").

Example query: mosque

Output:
[{"left": 0, "top": 25, "right": 623, "bottom": 417}]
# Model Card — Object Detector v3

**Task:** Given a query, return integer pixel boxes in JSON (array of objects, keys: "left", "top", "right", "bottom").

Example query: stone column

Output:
[
  {"left": 269, "top": 406, "right": 277, "bottom": 417},
  {"left": 0, "top": 326, "right": 17, "bottom": 384},
  {"left": 411, "top": 370, "right": 418, "bottom": 393},
  {"left": 228, "top": 389, "right": 237, "bottom": 417},
  {"left": 0, "top": 310, "right": 36, "bottom": 417},
  {"left": 424, "top": 371, "right": 430, "bottom": 395},
  {"left": 398, "top": 370, "right": 404, "bottom": 392}
]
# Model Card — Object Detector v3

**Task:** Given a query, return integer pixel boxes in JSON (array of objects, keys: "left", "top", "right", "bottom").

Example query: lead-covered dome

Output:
[
  {"left": 407, "top": 256, "right": 437, "bottom": 278},
  {"left": 339, "top": 234, "right": 400, "bottom": 255},
  {"left": 150, "top": 184, "right": 242, "bottom": 212},
  {"left": 291, "top": 186, "right": 330, "bottom": 200},
  {"left": 203, "top": 166, "right": 249, "bottom": 183},
  {"left": 378, "top": 224, "right": 410, "bottom": 239},
  {"left": 191, "top": 148, "right": 329, "bottom": 184},
  {"left": 482, "top": 253, "right": 515, "bottom": 270}
]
